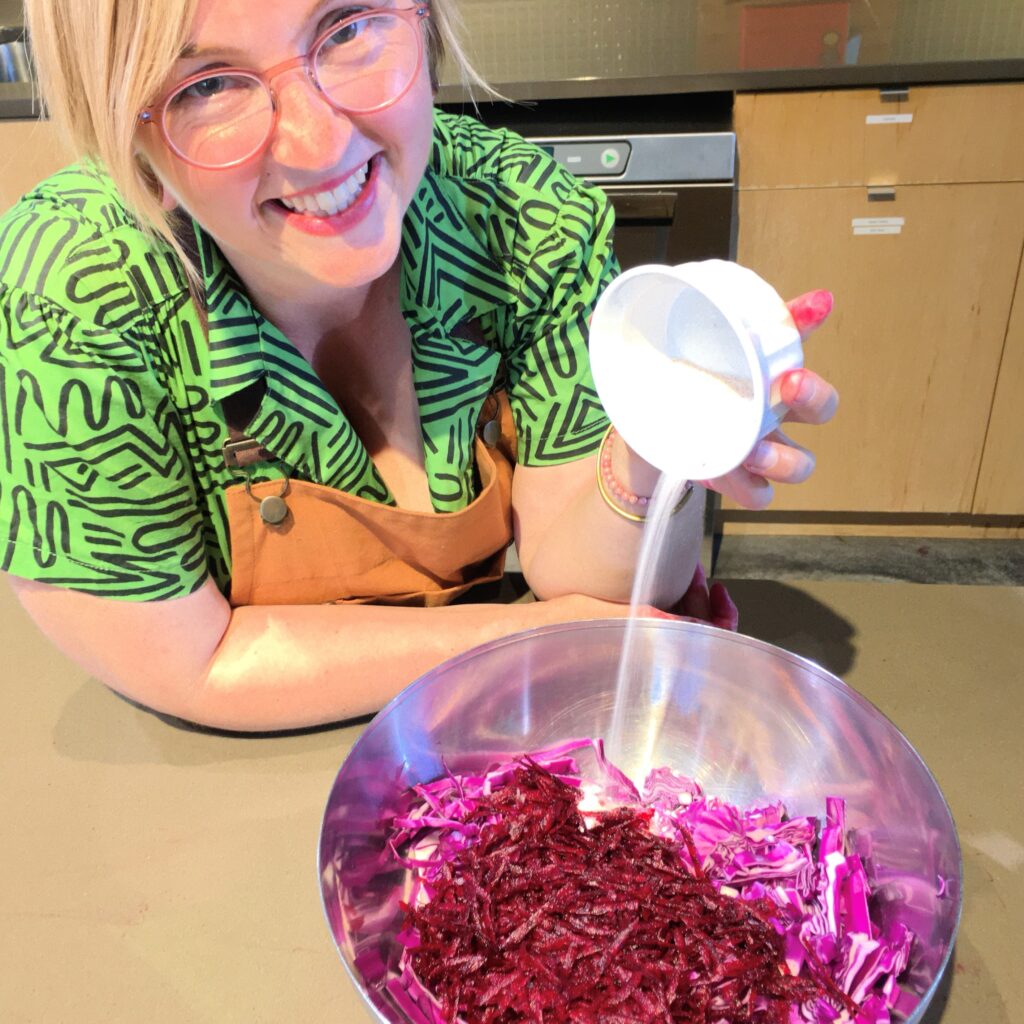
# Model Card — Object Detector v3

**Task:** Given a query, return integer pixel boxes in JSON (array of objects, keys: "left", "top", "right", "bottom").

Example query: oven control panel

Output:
[
  {"left": 530, "top": 133, "right": 735, "bottom": 185},
  {"left": 538, "top": 141, "right": 632, "bottom": 178}
]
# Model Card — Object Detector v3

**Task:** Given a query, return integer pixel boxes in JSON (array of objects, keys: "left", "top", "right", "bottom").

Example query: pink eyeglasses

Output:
[{"left": 137, "top": 5, "right": 430, "bottom": 170}]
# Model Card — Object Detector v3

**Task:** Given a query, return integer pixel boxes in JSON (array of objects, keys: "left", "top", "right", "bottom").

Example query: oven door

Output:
[{"left": 603, "top": 183, "right": 736, "bottom": 271}]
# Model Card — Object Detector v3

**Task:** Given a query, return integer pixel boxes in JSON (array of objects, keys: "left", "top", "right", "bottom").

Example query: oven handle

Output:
[{"left": 606, "top": 190, "right": 677, "bottom": 225}]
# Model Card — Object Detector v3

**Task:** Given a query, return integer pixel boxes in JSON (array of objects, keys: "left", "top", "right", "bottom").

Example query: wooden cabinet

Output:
[
  {"left": 737, "top": 183, "right": 1024, "bottom": 513},
  {"left": 0, "top": 119, "right": 69, "bottom": 215},
  {"left": 733, "top": 82, "right": 1024, "bottom": 526}
]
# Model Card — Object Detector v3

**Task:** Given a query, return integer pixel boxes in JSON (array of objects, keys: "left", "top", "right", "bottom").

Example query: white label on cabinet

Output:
[
  {"left": 866, "top": 113, "right": 914, "bottom": 125},
  {"left": 852, "top": 217, "right": 904, "bottom": 235}
]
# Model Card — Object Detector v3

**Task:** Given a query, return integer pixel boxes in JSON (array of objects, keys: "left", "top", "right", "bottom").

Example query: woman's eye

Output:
[
  {"left": 185, "top": 76, "right": 229, "bottom": 99},
  {"left": 319, "top": 6, "right": 371, "bottom": 46},
  {"left": 169, "top": 72, "right": 248, "bottom": 108}
]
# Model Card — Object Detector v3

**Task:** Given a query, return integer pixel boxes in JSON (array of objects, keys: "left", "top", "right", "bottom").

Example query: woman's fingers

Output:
[
  {"left": 742, "top": 429, "right": 816, "bottom": 484},
  {"left": 670, "top": 565, "right": 738, "bottom": 631},
  {"left": 786, "top": 290, "right": 833, "bottom": 341},
  {"left": 701, "top": 467, "right": 774, "bottom": 510},
  {"left": 678, "top": 563, "right": 712, "bottom": 622},
  {"left": 779, "top": 368, "right": 840, "bottom": 425},
  {"left": 704, "top": 429, "right": 815, "bottom": 509},
  {"left": 709, "top": 582, "right": 739, "bottom": 632}
]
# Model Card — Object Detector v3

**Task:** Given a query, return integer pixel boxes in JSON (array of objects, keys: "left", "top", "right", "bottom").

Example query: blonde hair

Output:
[{"left": 24, "top": 0, "right": 491, "bottom": 284}]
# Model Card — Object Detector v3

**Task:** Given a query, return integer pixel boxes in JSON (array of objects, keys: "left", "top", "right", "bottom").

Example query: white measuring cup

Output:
[{"left": 588, "top": 260, "right": 804, "bottom": 482}]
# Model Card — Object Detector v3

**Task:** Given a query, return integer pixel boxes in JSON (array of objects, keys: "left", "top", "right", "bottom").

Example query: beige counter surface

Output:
[{"left": 2, "top": 578, "right": 1022, "bottom": 1023}]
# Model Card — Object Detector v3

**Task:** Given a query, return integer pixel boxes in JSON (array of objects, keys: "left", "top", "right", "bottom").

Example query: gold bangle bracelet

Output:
[{"left": 596, "top": 425, "right": 696, "bottom": 523}]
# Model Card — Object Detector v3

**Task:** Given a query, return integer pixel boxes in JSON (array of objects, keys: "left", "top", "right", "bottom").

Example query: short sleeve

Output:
[
  {"left": 0, "top": 286, "right": 208, "bottom": 600},
  {"left": 502, "top": 172, "right": 617, "bottom": 466}
]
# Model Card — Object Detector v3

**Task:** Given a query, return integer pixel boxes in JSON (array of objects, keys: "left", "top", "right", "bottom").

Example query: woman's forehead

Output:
[{"left": 182, "top": 0, "right": 347, "bottom": 61}]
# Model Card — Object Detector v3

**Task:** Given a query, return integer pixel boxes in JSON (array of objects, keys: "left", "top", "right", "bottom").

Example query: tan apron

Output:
[{"left": 223, "top": 391, "right": 517, "bottom": 608}]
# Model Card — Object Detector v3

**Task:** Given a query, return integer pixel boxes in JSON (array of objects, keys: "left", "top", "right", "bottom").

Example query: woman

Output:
[{"left": 1, "top": 0, "right": 837, "bottom": 730}]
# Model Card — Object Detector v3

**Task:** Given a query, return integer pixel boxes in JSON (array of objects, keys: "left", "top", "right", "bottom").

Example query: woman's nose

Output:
[{"left": 268, "top": 72, "right": 353, "bottom": 168}]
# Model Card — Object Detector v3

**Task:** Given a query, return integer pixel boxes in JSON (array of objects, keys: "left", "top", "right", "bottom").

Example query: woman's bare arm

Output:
[{"left": 5, "top": 574, "right": 630, "bottom": 732}]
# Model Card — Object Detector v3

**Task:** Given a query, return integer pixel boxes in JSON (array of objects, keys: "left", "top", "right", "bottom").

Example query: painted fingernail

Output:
[
  {"left": 744, "top": 441, "right": 778, "bottom": 472},
  {"left": 782, "top": 369, "right": 815, "bottom": 405},
  {"left": 810, "top": 290, "right": 834, "bottom": 318}
]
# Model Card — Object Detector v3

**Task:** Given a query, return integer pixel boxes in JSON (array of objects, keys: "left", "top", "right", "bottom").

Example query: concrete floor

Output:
[{"left": 715, "top": 536, "right": 1023, "bottom": 586}]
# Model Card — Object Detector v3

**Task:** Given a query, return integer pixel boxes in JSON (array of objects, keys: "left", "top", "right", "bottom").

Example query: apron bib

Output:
[{"left": 224, "top": 391, "right": 516, "bottom": 608}]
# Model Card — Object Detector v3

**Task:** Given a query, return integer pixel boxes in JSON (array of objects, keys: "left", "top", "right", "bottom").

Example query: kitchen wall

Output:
[
  {"left": 891, "top": 0, "right": 1024, "bottom": 60},
  {"left": 444, "top": 0, "right": 697, "bottom": 89}
]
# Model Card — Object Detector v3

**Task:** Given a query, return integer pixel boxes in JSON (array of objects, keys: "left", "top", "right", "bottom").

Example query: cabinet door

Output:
[
  {"left": 734, "top": 89, "right": 896, "bottom": 188},
  {"left": 896, "top": 84, "right": 1024, "bottom": 185},
  {"left": 974, "top": 253, "right": 1024, "bottom": 514},
  {"left": 735, "top": 83, "right": 1024, "bottom": 190},
  {"left": 0, "top": 120, "right": 70, "bottom": 215},
  {"left": 734, "top": 182, "right": 1024, "bottom": 513}
]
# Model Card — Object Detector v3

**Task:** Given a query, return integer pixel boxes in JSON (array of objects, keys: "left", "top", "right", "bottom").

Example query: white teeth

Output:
[{"left": 279, "top": 161, "right": 371, "bottom": 217}]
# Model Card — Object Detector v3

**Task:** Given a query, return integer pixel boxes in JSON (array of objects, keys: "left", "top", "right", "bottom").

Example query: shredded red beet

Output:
[{"left": 401, "top": 762, "right": 828, "bottom": 1023}]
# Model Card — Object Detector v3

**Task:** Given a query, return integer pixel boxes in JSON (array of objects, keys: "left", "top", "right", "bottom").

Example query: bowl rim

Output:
[{"left": 317, "top": 617, "right": 964, "bottom": 1024}]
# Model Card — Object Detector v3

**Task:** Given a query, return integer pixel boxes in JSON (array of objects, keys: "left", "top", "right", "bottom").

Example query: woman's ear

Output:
[
  {"left": 156, "top": 181, "right": 180, "bottom": 213},
  {"left": 135, "top": 155, "right": 179, "bottom": 212}
]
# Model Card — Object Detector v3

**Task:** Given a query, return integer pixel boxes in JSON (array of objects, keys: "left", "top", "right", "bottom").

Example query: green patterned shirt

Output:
[{"left": 0, "top": 111, "right": 615, "bottom": 600}]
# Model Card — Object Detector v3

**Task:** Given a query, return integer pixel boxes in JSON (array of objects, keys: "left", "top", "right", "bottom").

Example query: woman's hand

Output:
[
  {"left": 635, "top": 564, "right": 739, "bottom": 632},
  {"left": 673, "top": 562, "right": 738, "bottom": 631},
  {"left": 703, "top": 290, "right": 839, "bottom": 510}
]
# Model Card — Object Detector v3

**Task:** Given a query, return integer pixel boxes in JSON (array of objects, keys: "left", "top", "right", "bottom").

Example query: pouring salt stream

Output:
[
  {"left": 589, "top": 262, "right": 804, "bottom": 770},
  {"left": 604, "top": 366, "right": 753, "bottom": 772}
]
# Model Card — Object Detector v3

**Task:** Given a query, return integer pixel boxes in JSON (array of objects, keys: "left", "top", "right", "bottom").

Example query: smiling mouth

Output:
[{"left": 276, "top": 158, "right": 374, "bottom": 218}]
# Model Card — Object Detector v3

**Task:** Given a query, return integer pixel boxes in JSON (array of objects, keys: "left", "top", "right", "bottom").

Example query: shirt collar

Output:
[{"left": 194, "top": 226, "right": 268, "bottom": 405}]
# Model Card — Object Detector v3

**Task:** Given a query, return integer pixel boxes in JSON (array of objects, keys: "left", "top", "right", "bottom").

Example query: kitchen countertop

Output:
[{"left": 1, "top": 577, "right": 1021, "bottom": 1023}]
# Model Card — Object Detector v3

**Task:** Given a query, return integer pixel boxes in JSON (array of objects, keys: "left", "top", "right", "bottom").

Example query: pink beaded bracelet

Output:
[
  {"left": 598, "top": 425, "right": 650, "bottom": 521},
  {"left": 597, "top": 425, "right": 694, "bottom": 523}
]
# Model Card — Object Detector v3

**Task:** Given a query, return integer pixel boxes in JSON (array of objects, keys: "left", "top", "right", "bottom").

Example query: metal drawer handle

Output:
[{"left": 607, "top": 191, "right": 677, "bottom": 224}]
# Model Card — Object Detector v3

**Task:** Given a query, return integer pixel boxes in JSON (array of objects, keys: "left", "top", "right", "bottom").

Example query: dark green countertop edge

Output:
[{"left": 436, "top": 59, "right": 1024, "bottom": 106}]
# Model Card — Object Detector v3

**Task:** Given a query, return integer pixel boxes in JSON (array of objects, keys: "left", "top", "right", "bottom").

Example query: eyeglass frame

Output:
[{"left": 137, "top": 4, "right": 431, "bottom": 171}]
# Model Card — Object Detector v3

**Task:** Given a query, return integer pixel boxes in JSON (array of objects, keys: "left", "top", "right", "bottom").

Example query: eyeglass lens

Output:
[{"left": 162, "top": 11, "right": 421, "bottom": 168}]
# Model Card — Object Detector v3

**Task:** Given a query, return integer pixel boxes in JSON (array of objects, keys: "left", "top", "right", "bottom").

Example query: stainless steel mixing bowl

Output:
[{"left": 319, "top": 620, "right": 961, "bottom": 1023}]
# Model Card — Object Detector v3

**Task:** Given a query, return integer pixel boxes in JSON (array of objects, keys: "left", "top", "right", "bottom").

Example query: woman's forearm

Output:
[
  {"left": 186, "top": 592, "right": 627, "bottom": 731},
  {"left": 7, "top": 573, "right": 633, "bottom": 734}
]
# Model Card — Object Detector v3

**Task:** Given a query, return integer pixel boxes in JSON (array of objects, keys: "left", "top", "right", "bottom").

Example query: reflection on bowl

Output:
[{"left": 319, "top": 620, "right": 961, "bottom": 1024}]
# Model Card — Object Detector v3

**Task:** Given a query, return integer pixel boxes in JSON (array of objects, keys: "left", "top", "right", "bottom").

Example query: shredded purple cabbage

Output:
[{"left": 386, "top": 738, "right": 916, "bottom": 1024}]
